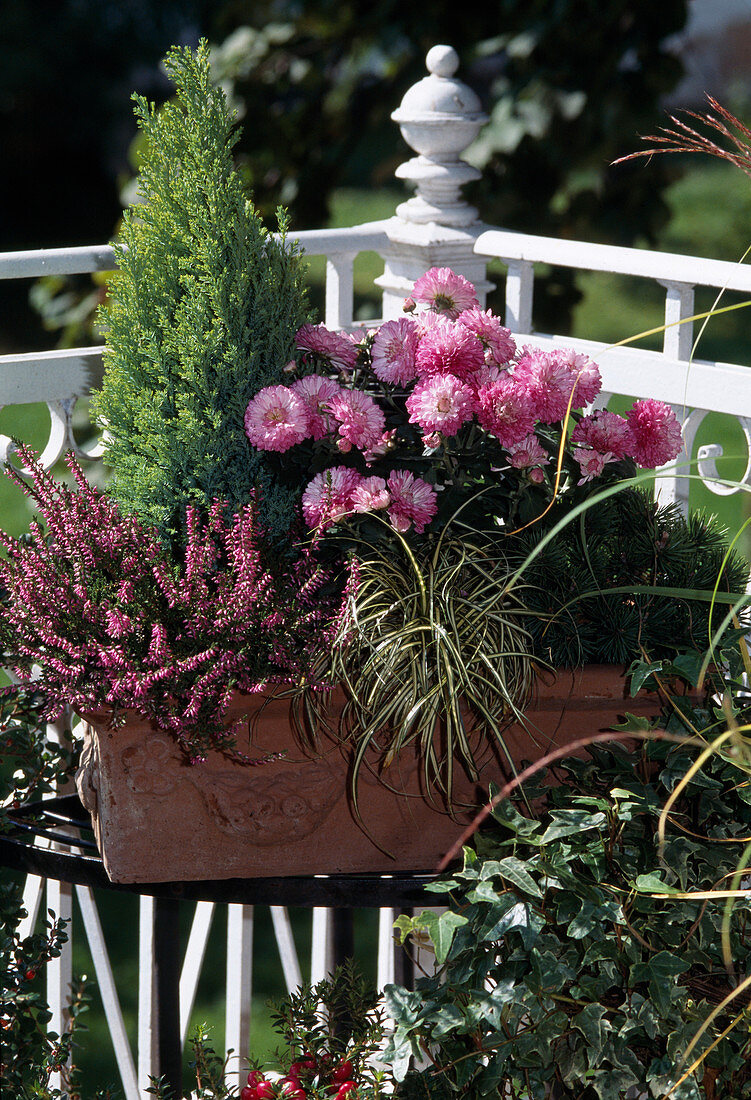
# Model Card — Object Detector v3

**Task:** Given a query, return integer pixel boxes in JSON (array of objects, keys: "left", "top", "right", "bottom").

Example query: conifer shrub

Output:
[
  {"left": 93, "top": 40, "right": 310, "bottom": 547},
  {"left": 505, "top": 487, "right": 749, "bottom": 668}
]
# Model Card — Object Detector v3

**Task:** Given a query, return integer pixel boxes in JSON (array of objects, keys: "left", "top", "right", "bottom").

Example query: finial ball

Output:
[{"left": 425, "top": 45, "right": 458, "bottom": 78}]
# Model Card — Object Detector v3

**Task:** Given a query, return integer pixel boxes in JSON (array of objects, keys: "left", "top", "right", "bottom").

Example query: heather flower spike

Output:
[{"left": 0, "top": 449, "right": 346, "bottom": 760}]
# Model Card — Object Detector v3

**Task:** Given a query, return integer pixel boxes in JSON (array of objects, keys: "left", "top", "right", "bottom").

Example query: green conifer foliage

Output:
[{"left": 93, "top": 40, "right": 309, "bottom": 546}]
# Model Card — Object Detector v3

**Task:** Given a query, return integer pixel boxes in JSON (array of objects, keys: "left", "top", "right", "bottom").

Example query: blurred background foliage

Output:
[{"left": 1, "top": 0, "right": 690, "bottom": 349}]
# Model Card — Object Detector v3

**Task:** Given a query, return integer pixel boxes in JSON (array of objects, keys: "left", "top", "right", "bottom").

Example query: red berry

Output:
[
  {"left": 247, "top": 1072, "right": 264, "bottom": 1087},
  {"left": 336, "top": 1083, "right": 357, "bottom": 1100},
  {"left": 25, "top": 970, "right": 36, "bottom": 981},
  {"left": 255, "top": 1082, "right": 274, "bottom": 1100},
  {"left": 241, "top": 1088, "right": 256, "bottom": 1100},
  {"left": 281, "top": 1084, "right": 306, "bottom": 1100},
  {"left": 332, "top": 1061, "right": 353, "bottom": 1084}
]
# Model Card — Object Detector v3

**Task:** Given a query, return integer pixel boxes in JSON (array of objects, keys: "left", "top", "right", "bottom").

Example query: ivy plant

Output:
[{"left": 385, "top": 733, "right": 751, "bottom": 1099}]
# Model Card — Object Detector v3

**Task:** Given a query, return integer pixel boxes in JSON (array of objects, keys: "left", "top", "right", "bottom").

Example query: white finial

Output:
[
  {"left": 425, "top": 45, "right": 458, "bottom": 78},
  {"left": 390, "top": 43, "right": 487, "bottom": 227}
]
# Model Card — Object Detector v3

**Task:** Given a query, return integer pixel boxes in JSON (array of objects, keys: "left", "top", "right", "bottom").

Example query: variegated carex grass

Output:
[{"left": 292, "top": 526, "right": 545, "bottom": 820}]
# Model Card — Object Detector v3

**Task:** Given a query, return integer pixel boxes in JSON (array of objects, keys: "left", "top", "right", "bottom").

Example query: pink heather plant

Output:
[
  {"left": 239, "top": 266, "right": 683, "bottom": 545},
  {"left": 0, "top": 448, "right": 344, "bottom": 762}
]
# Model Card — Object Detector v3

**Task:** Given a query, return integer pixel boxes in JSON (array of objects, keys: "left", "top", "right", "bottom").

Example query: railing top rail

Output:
[
  {"left": 0, "top": 221, "right": 393, "bottom": 282},
  {"left": 475, "top": 227, "right": 751, "bottom": 293}
]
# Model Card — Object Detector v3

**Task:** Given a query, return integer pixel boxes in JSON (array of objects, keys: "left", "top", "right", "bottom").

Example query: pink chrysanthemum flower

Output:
[
  {"left": 351, "top": 476, "right": 391, "bottom": 513},
  {"left": 506, "top": 433, "right": 550, "bottom": 471},
  {"left": 626, "top": 399, "right": 683, "bottom": 468},
  {"left": 371, "top": 318, "right": 419, "bottom": 385},
  {"left": 405, "top": 374, "right": 475, "bottom": 438},
  {"left": 414, "top": 310, "right": 444, "bottom": 336},
  {"left": 301, "top": 466, "right": 362, "bottom": 529},
  {"left": 412, "top": 267, "right": 480, "bottom": 318},
  {"left": 476, "top": 375, "right": 536, "bottom": 448},
  {"left": 386, "top": 469, "right": 438, "bottom": 534},
  {"left": 514, "top": 347, "right": 581, "bottom": 423},
  {"left": 244, "top": 385, "right": 310, "bottom": 452},
  {"left": 458, "top": 308, "right": 516, "bottom": 366},
  {"left": 414, "top": 316, "right": 485, "bottom": 382},
  {"left": 556, "top": 348, "right": 602, "bottom": 407},
  {"left": 290, "top": 375, "right": 342, "bottom": 440},
  {"left": 466, "top": 364, "right": 505, "bottom": 393},
  {"left": 295, "top": 323, "right": 359, "bottom": 370},
  {"left": 571, "top": 409, "right": 633, "bottom": 460},
  {"left": 328, "top": 389, "right": 386, "bottom": 453},
  {"left": 574, "top": 447, "right": 614, "bottom": 484}
]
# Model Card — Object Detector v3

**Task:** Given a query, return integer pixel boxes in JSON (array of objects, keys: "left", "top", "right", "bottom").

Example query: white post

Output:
[
  {"left": 656, "top": 280, "right": 696, "bottom": 511},
  {"left": 225, "top": 903, "right": 254, "bottom": 1093},
  {"left": 138, "top": 896, "right": 160, "bottom": 1100},
  {"left": 376, "top": 45, "right": 493, "bottom": 318},
  {"left": 46, "top": 879, "right": 73, "bottom": 1097},
  {"left": 310, "top": 908, "right": 334, "bottom": 983}
]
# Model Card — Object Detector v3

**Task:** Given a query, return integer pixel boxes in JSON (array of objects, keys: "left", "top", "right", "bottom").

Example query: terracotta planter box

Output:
[{"left": 75, "top": 665, "right": 663, "bottom": 884}]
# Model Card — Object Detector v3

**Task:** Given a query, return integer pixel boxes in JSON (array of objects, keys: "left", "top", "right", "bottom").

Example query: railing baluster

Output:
[
  {"left": 225, "top": 903, "right": 253, "bottom": 1093},
  {"left": 325, "top": 254, "right": 357, "bottom": 330},
  {"left": 138, "top": 896, "right": 159, "bottom": 1099},
  {"left": 377, "top": 908, "right": 396, "bottom": 989},
  {"left": 504, "top": 259, "right": 534, "bottom": 334},
  {"left": 76, "top": 885, "right": 140, "bottom": 1100},
  {"left": 657, "top": 280, "right": 695, "bottom": 511},
  {"left": 46, "top": 879, "right": 73, "bottom": 1097},
  {"left": 19, "top": 873, "right": 44, "bottom": 939},
  {"left": 179, "top": 901, "right": 215, "bottom": 1044},
  {"left": 310, "top": 908, "right": 334, "bottom": 982},
  {"left": 270, "top": 906, "right": 303, "bottom": 993}
]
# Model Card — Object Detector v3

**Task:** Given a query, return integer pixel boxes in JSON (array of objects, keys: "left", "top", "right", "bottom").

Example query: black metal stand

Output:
[{"left": 2, "top": 794, "right": 441, "bottom": 1098}]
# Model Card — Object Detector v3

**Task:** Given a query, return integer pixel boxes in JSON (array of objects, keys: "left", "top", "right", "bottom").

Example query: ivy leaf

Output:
[
  {"left": 630, "top": 951, "right": 690, "bottom": 985},
  {"left": 630, "top": 951, "right": 690, "bottom": 1015},
  {"left": 417, "top": 909, "right": 468, "bottom": 965},
  {"left": 539, "top": 809, "right": 606, "bottom": 844},
  {"left": 495, "top": 855, "right": 543, "bottom": 898},
  {"left": 610, "top": 712, "right": 654, "bottom": 732},
  {"left": 629, "top": 659, "right": 664, "bottom": 695},
  {"left": 631, "top": 872, "right": 683, "bottom": 896},
  {"left": 572, "top": 1003, "right": 609, "bottom": 1062}
]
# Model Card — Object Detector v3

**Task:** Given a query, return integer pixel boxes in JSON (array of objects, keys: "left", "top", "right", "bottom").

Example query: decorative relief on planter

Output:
[
  {"left": 196, "top": 759, "right": 340, "bottom": 843},
  {"left": 121, "top": 739, "right": 178, "bottom": 796}
]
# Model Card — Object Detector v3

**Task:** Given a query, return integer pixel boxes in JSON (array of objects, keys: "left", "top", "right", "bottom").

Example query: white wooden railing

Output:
[{"left": 4, "top": 41, "right": 751, "bottom": 1100}]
